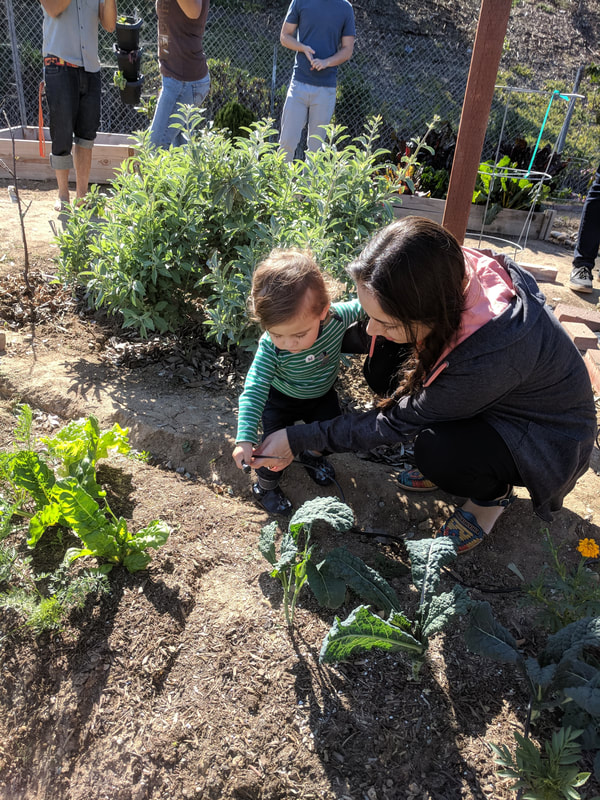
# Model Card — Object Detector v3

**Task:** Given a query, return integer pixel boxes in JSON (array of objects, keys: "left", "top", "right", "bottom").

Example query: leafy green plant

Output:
[
  {"left": 136, "top": 93, "right": 157, "bottom": 122},
  {"left": 113, "top": 70, "right": 127, "bottom": 91},
  {"left": 416, "top": 165, "right": 450, "bottom": 198},
  {"left": 0, "top": 545, "right": 109, "bottom": 635},
  {"left": 204, "top": 57, "right": 270, "bottom": 122},
  {"left": 57, "top": 111, "right": 394, "bottom": 344},
  {"left": 213, "top": 100, "right": 256, "bottom": 139},
  {"left": 259, "top": 497, "right": 355, "bottom": 625},
  {"left": 524, "top": 529, "right": 600, "bottom": 632},
  {"left": 0, "top": 405, "right": 170, "bottom": 573},
  {"left": 386, "top": 116, "right": 440, "bottom": 196},
  {"left": 465, "top": 605, "right": 600, "bottom": 788},
  {"left": 320, "top": 537, "right": 472, "bottom": 679},
  {"left": 472, "top": 155, "right": 551, "bottom": 222},
  {"left": 490, "top": 726, "right": 591, "bottom": 800}
]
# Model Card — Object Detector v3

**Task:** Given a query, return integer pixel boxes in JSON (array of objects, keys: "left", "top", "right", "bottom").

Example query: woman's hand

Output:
[{"left": 253, "top": 429, "right": 294, "bottom": 471}]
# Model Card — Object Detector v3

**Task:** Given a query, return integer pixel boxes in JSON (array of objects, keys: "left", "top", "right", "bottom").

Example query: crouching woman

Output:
[{"left": 253, "top": 217, "right": 597, "bottom": 552}]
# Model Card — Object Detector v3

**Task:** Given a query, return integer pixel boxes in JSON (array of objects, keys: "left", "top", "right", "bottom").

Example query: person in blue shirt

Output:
[{"left": 278, "top": 0, "right": 355, "bottom": 161}]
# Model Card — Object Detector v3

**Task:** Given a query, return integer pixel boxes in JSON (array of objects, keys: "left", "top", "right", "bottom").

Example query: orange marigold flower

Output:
[{"left": 577, "top": 537, "right": 600, "bottom": 559}]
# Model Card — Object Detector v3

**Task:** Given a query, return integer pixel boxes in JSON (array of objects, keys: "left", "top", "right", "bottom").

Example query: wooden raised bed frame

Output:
[{"left": 0, "top": 126, "right": 136, "bottom": 184}]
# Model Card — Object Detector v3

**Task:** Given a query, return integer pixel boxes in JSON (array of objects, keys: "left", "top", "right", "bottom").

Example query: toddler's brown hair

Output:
[{"left": 250, "top": 248, "right": 332, "bottom": 329}]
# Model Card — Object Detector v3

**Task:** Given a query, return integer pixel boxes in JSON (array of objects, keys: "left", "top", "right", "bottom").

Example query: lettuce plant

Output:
[{"left": 0, "top": 405, "right": 170, "bottom": 573}]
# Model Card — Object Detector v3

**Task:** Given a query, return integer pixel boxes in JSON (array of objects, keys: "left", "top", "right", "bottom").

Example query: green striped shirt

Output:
[{"left": 236, "top": 298, "right": 364, "bottom": 444}]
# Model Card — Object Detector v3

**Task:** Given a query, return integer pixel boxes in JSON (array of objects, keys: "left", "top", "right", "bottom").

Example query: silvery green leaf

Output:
[
  {"left": 305, "top": 560, "right": 346, "bottom": 609},
  {"left": 506, "top": 562, "right": 525, "bottom": 582},
  {"left": 323, "top": 546, "right": 399, "bottom": 615},
  {"left": 464, "top": 601, "right": 522, "bottom": 666},
  {"left": 320, "top": 605, "right": 424, "bottom": 664},
  {"left": 406, "top": 537, "right": 457, "bottom": 607},
  {"left": 288, "top": 497, "right": 354, "bottom": 538}
]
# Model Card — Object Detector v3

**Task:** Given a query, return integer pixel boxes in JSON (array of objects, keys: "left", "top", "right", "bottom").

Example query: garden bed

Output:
[
  {"left": 0, "top": 185, "right": 598, "bottom": 800},
  {"left": 391, "top": 195, "right": 556, "bottom": 240},
  {"left": 0, "top": 126, "right": 136, "bottom": 184}
]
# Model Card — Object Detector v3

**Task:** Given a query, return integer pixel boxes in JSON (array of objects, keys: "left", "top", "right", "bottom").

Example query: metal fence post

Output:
[
  {"left": 270, "top": 44, "right": 277, "bottom": 119},
  {"left": 556, "top": 65, "right": 584, "bottom": 154},
  {"left": 4, "top": 0, "right": 28, "bottom": 127}
]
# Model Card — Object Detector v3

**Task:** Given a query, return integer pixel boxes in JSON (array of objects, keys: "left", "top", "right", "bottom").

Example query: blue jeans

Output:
[
  {"left": 149, "top": 73, "right": 211, "bottom": 148},
  {"left": 279, "top": 78, "right": 337, "bottom": 162},
  {"left": 573, "top": 163, "right": 600, "bottom": 271}
]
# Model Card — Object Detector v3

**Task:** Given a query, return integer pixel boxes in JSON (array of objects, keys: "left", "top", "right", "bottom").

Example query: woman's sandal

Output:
[
  {"left": 397, "top": 466, "right": 438, "bottom": 492},
  {"left": 435, "top": 488, "right": 515, "bottom": 553}
]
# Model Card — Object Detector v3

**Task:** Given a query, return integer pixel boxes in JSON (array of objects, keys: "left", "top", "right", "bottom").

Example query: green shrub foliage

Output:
[
  {"left": 57, "top": 110, "right": 394, "bottom": 344},
  {"left": 213, "top": 100, "right": 256, "bottom": 139}
]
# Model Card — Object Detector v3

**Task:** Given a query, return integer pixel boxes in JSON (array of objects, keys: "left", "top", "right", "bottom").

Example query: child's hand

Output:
[{"left": 233, "top": 442, "right": 253, "bottom": 471}]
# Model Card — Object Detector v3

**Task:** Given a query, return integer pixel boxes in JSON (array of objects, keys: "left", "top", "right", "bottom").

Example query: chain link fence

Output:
[{"left": 1, "top": 0, "right": 599, "bottom": 195}]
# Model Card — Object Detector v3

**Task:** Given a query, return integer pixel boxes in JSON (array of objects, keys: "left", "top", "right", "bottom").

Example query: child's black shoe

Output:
[
  {"left": 252, "top": 483, "right": 293, "bottom": 516},
  {"left": 298, "top": 451, "right": 335, "bottom": 486}
]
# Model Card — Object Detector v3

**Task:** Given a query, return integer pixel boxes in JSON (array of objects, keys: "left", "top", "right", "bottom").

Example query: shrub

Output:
[
  {"left": 57, "top": 110, "right": 395, "bottom": 345},
  {"left": 205, "top": 57, "right": 270, "bottom": 121},
  {"left": 213, "top": 100, "right": 256, "bottom": 139}
]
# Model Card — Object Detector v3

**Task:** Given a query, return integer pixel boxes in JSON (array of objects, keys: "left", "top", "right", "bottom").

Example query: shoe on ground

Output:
[
  {"left": 298, "top": 451, "right": 335, "bottom": 486},
  {"left": 252, "top": 483, "right": 293, "bottom": 516},
  {"left": 434, "top": 508, "right": 485, "bottom": 553},
  {"left": 396, "top": 466, "right": 437, "bottom": 492},
  {"left": 569, "top": 265, "right": 593, "bottom": 293}
]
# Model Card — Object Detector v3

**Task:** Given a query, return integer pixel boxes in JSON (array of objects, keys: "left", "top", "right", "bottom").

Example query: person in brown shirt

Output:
[{"left": 149, "top": 0, "right": 210, "bottom": 147}]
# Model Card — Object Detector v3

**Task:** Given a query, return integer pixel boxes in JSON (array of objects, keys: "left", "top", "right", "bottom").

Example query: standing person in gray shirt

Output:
[
  {"left": 279, "top": 0, "right": 355, "bottom": 161},
  {"left": 40, "top": 0, "right": 117, "bottom": 211}
]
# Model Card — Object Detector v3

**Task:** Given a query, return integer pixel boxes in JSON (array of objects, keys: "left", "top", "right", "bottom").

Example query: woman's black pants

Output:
[{"left": 414, "top": 417, "right": 523, "bottom": 501}]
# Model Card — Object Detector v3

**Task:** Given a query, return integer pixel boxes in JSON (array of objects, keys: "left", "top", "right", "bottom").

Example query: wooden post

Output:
[{"left": 442, "top": 0, "right": 512, "bottom": 243}]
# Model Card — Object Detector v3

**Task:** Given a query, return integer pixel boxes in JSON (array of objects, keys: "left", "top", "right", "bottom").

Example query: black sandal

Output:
[
  {"left": 252, "top": 483, "right": 293, "bottom": 516},
  {"left": 298, "top": 451, "right": 335, "bottom": 487}
]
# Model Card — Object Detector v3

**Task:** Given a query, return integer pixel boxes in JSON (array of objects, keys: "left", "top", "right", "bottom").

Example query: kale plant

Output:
[
  {"left": 320, "top": 537, "right": 473, "bottom": 679},
  {"left": 259, "top": 497, "right": 401, "bottom": 627},
  {"left": 465, "top": 604, "right": 600, "bottom": 793}
]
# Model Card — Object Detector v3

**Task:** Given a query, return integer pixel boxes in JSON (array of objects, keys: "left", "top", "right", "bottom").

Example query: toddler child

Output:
[{"left": 232, "top": 248, "right": 364, "bottom": 515}]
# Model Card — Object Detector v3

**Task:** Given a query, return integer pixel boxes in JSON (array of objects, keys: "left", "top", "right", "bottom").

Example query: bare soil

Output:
[{"left": 0, "top": 180, "right": 599, "bottom": 800}]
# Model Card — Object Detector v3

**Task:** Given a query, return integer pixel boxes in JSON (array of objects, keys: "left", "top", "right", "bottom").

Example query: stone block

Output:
[
  {"left": 519, "top": 262, "right": 558, "bottom": 283},
  {"left": 562, "top": 320, "right": 598, "bottom": 350},
  {"left": 585, "top": 349, "right": 600, "bottom": 394},
  {"left": 554, "top": 303, "right": 600, "bottom": 331}
]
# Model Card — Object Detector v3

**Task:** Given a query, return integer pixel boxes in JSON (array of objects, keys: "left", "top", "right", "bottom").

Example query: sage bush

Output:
[{"left": 58, "top": 110, "right": 394, "bottom": 345}]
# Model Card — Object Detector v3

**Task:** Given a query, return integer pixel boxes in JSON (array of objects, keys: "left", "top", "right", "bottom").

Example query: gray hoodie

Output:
[{"left": 287, "top": 253, "right": 597, "bottom": 521}]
